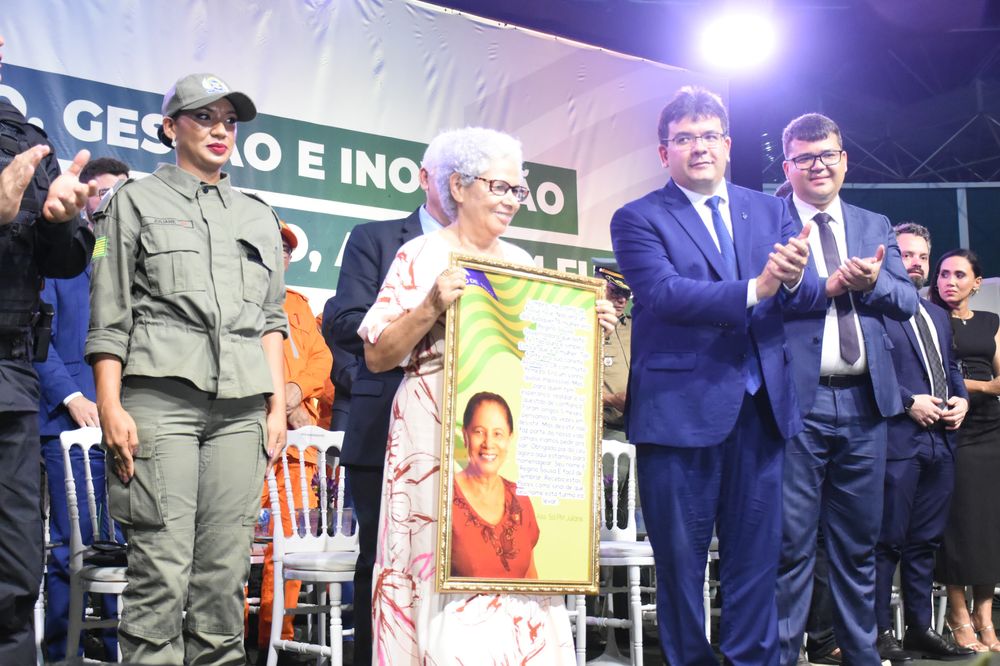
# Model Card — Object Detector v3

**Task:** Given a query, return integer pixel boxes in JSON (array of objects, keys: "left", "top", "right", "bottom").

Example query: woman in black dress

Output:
[{"left": 931, "top": 248, "right": 1000, "bottom": 652}]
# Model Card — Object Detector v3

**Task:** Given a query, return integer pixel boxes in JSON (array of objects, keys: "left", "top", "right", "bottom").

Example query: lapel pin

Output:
[{"left": 741, "top": 212, "right": 748, "bottom": 220}]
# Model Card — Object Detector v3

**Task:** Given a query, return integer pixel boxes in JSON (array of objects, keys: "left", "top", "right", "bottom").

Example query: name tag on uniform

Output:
[{"left": 143, "top": 217, "right": 193, "bottom": 229}]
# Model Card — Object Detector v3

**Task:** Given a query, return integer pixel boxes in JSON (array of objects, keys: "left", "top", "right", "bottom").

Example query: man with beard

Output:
[{"left": 874, "top": 223, "right": 973, "bottom": 661}]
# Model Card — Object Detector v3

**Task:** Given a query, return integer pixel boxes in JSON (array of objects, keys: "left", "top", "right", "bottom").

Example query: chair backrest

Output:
[
  {"left": 267, "top": 426, "right": 357, "bottom": 557},
  {"left": 600, "top": 439, "right": 638, "bottom": 542},
  {"left": 60, "top": 427, "right": 117, "bottom": 572}
]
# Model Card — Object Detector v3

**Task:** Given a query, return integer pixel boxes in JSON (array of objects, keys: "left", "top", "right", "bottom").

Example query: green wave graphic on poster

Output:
[{"left": 456, "top": 270, "right": 594, "bottom": 395}]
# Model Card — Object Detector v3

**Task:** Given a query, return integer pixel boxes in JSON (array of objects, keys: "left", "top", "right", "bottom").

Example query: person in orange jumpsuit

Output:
[
  {"left": 315, "top": 313, "right": 336, "bottom": 431},
  {"left": 257, "top": 221, "right": 334, "bottom": 652}
]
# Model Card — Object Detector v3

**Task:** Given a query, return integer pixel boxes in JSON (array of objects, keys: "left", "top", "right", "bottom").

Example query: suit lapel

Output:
[
  {"left": 661, "top": 181, "right": 730, "bottom": 281},
  {"left": 901, "top": 304, "right": 923, "bottom": 361},
  {"left": 400, "top": 207, "right": 423, "bottom": 245},
  {"left": 729, "top": 187, "right": 753, "bottom": 279},
  {"left": 785, "top": 197, "right": 820, "bottom": 277},
  {"left": 842, "top": 203, "right": 862, "bottom": 257},
  {"left": 925, "top": 299, "right": 956, "bottom": 362},
  {"left": 928, "top": 300, "right": 950, "bottom": 342}
]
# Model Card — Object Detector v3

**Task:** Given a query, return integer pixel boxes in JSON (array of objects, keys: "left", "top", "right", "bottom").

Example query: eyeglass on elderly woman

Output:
[{"left": 467, "top": 175, "right": 530, "bottom": 202}]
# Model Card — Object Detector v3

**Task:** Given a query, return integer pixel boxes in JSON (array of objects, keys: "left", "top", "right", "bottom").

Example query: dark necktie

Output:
[
  {"left": 914, "top": 308, "right": 948, "bottom": 403},
  {"left": 706, "top": 196, "right": 736, "bottom": 280},
  {"left": 706, "top": 196, "right": 762, "bottom": 394},
  {"left": 814, "top": 212, "right": 862, "bottom": 364}
]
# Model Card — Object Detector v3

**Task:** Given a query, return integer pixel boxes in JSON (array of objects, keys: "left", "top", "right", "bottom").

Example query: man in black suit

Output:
[
  {"left": 874, "top": 222, "right": 972, "bottom": 661},
  {"left": 322, "top": 138, "right": 449, "bottom": 666}
]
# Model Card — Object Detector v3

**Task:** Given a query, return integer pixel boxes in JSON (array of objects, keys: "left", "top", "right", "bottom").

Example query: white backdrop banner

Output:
[{"left": 0, "top": 0, "right": 725, "bottom": 308}]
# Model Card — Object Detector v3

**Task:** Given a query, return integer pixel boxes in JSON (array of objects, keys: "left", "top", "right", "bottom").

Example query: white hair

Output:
[{"left": 421, "top": 127, "right": 524, "bottom": 221}]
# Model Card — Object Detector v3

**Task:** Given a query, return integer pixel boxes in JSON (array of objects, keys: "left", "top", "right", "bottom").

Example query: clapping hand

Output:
[
  {"left": 768, "top": 224, "right": 812, "bottom": 286},
  {"left": 839, "top": 245, "right": 884, "bottom": 292},
  {"left": 0, "top": 144, "right": 48, "bottom": 224},
  {"left": 758, "top": 225, "right": 811, "bottom": 299},
  {"left": 43, "top": 149, "right": 97, "bottom": 223}
]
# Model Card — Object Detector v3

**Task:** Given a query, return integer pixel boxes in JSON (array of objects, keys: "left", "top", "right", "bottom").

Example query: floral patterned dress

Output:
[{"left": 358, "top": 231, "right": 574, "bottom": 665}]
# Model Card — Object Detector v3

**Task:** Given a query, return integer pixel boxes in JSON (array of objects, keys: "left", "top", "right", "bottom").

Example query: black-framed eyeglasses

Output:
[
  {"left": 470, "top": 176, "right": 530, "bottom": 202},
  {"left": 786, "top": 150, "right": 844, "bottom": 170},
  {"left": 660, "top": 132, "right": 727, "bottom": 149}
]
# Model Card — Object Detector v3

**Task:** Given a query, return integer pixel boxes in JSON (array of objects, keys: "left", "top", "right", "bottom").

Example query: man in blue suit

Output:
[
  {"left": 610, "top": 86, "right": 822, "bottom": 666},
  {"left": 321, "top": 137, "right": 448, "bottom": 666},
  {"left": 777, "top": 113, "right": 918, "bottom": 665},
  {"left": 874, "top": 223, "right": 973, "bottom": 660},
  {"left": 35, "top": 157, "right": 128, "bottom": 660}
]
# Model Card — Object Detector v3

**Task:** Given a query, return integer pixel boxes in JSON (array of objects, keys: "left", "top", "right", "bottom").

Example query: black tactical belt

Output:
[
  {"left": 0, "top": 333, "right": 31, "bottom": 361},
  {"left": 0, "top": 311, "right": 38, "bottom": 328}
]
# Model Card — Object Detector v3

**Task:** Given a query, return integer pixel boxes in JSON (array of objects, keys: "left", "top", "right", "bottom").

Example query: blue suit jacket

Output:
[
  {"left": 34, "top": 269, "right": 95, "bottom": 437},
  {"left": 884, "top": 298, "right": 967, "bottom": 459},
  {"left": 322, "top": 210, "right": 422, "bottom": 467},
  {"left": 610, "top": 180, "right": 823, "bottom": 448},
  {"left": 783, "top": 199, "right": 918, "bottom": 418}
]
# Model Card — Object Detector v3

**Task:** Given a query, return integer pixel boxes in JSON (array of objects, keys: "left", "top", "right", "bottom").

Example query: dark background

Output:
[{"left": 428, "top": 0, "right": 1000, "bottom": 270}]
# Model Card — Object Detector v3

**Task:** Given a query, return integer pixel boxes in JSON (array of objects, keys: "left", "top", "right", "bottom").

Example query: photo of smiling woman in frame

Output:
[{"left": 450, "top": 391, "right": 539, "bottom": 579}]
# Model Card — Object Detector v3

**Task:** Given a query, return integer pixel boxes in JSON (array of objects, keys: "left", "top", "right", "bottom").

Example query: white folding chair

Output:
[
  {"left": 266, "top": 427, "right": 357, "bottom": 666},
  {"left": 36, "top": 494, "right": 51, "bottom": 666},
  {"left": 35, "top": 572, "right": 45, "bottom": 666},
  {"left": 566, "top": 593, "right": 588, "bottom": 666},
  {"left": 587, "top": 439, "right": 657, "bottom": 666},
  {"left": 61, "top": 426, "right": 126, "bottom": 662},
  {"left": 933, "top": 582, "right": 948, "bottom": 635}
]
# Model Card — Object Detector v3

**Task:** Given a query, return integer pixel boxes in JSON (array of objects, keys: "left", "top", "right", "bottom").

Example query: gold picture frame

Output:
[{"left": 436, "top": 252, "right": 604, "bottom": 594}]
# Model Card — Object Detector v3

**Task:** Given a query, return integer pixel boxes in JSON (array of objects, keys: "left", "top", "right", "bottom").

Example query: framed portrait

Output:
[{"left": 436, "top": 253, "right": 604, "bottom": 594}]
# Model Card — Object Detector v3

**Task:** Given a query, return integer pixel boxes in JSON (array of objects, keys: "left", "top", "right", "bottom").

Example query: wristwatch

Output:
[{"left": 903, "top": 395, "right": 915, "bottom": 412}]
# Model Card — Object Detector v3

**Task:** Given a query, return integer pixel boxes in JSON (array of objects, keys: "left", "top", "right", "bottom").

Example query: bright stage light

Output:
[{"left": 698, "top": 12, "right": 778, "bottom": 72}]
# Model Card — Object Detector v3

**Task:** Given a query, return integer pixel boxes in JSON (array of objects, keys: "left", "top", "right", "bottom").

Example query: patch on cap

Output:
[{"left": 201, "top": 76, "right": 229, "bottom": 94}]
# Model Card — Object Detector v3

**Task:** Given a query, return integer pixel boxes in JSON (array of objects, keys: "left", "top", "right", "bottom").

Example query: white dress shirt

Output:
[
  {"left": 792, "top": 194, "right": 868, "bottom": 375},
  {"left": 908, "top": 303, "right": 948, "bottom": 399},
  {"left": 676, "top": 181, "right": 759, "bottom": 308}
]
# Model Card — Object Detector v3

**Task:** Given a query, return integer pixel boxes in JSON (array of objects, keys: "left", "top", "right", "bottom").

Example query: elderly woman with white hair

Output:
[{"left": 359, "top": 127, "right": 615, "bottom": 664}]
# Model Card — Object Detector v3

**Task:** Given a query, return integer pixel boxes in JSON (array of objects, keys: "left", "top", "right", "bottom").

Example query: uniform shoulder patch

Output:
[{"left": 92, "top": 235, "right": 108, "bottom": 260}]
